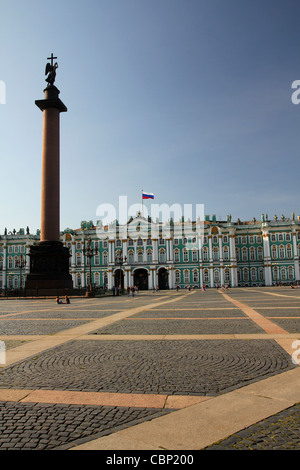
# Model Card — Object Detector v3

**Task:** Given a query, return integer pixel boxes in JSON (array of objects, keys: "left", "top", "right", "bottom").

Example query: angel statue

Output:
[{"left": 45, "top": 58, "right": 58, "bottom": 86}]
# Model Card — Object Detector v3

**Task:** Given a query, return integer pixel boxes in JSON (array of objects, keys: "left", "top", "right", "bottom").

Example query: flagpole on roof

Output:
[{"left": 142, "top": 189, "right": 144, "bottom": 218}]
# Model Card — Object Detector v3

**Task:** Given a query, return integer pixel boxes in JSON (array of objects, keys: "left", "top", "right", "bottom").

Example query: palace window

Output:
[
  {"left": 174, "top": 250, "right": 180, "bottom": 262},
  {"left": 288, "top": 266, "right": 294, "bottom": 280},
  {"left": 175, "top": 270, "right": 180, "bottom": 284},
  {"left": 94, "top": 255, "right": 100, "bottom": 266},
  {"left": 259, "top": 268, "right": 264, "bottom": 282},
  {"left": 243, "top": 268, "right": 249, "bottom": 282},
  {"left": 8, "top": 257, "right": 13, "bottom": 269},
  {"left": 241, "top": 236, "right": 247, "bottom": 244},
  {"left": 273, "top": 266, "right": 279, "bottom": 281},
  {"left": 183, "top": 250, "right": 189, "bottom": 262},
  {"left": 128, "top": 250, "right": 134, "bottom": 264},
  {"left": 184, "top": 270, "right": 190, "bottom": 283},
  {"left": 250, "top": 247, "right": 255, "bottom": 261},
  {"left": 251, "top": 268, "right": 257, "bottom": 281},
  {"left": 249, "top": 236, "right": 254, "bottom": 244},
  {"left": 128, "top": 239, "right": 134, "bottom": 246},
  {"left": 258, "top": 247, "right": 263, "bottom": 261},
  {"left": 76, "top": 273, "right": 81, "bottom": 287},
  {"left": 137, "top": 239, "right": 143, "bottom": 246},
  {"left": 103, "top": 252, "right": 108, "bottom": 265},
  {"left": 94, "top": 273, "right": 100, "bottom": 285},
  {"left": 223, "top": 246, "right": 229, "bottom": 260},
  {"left": 213, "top": 247, "right": 219, "bottom": 261},
  {"left": 223, "top": 235, "right": 228, "bottom": 243},
  {"left": 212, "top": 235, "right": 218, "bottom": 244},
  {"left": 192, "top": 250, "right": 198, "bottom": 262},
  {"left": 147, "top": 239, "right": 152, "bottom": 245},
  {"left": 225, "top": 269, "right": 230, "bottom": 283},
  {"left": 278, "top": 233, "right": 284, "bottom": 241},
  {"left": 103, "top": 272, "right": 108, "bottom": 286},
  {"left": 279, "top": 245, "right": 285, "bottom": 259},
  {"left": 193, "top": 270, "right": 199, "bottom": 283},
  {"left": 174, "top": 239, "right": 179, "bottom": 245},
  {"left": 76, "top": 242, "right": 81, "bottom": 250},
  {"left": 76, "top": 252, "right": 81, "bottom": 266},
  {"left": 235, "top": 248, "right": 240, "bottom": 261},
  {"left": 281, "top": 267, "right": 287, "bottom": 281},
  {"left": 203, "top": 247, "right": 208, "bottom": 261},
  {"left": 214, "top": 269, "right": 220, "bottom": 283},
  {"left": 8, "top": 246, "right": 13, "bottom": 254},
  {"left": 242, "top": 248, "right": 248, "bottom": 261},
  {"left": 116, "top": 239, "right": 122, "bottom": 247},
  {"left": 159, "top": 238, "right": 165, "bottom": 245},
  {"left": 159, "top": 249, "right": 166, "bottom": 263},
  {"left": 286, "top": 233, "right": 291, "bottom": 241},
  {"left": 287, "top": 245, "right": 292, "bottom": 259},
  {"left": 271, "top": 245, "right": 278, "bottom": 259},
  {"left": 203, "top": 269, "right": 209, "bottom": 283},
  {"left": 257, "top": 236, "right": 262, "bottom": 244},
  {"left": 147, "top": 250, "right": 152, "bottom": 263},
  {"left": 138, "top": 251, "right": 143, "bottom": 263},
  {"left": 203, "top": 236, "right": 208, "bottom": 244},
  {"left": 271, "top": 234, "right": 276, "bottom": 242}
]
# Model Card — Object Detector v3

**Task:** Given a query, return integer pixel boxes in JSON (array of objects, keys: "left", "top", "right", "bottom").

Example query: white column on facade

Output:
[
  {"left": 229, "top": 232, "right": 238, "bottom": 287},
  {"left": 153, "top": 239, "right": 158, "bottom": 263},
  {"left": 169, "top": 239, "right": 174, "bottom": 262},
  {"left": 208, "top": 235, "right": 213, "bottom": 262},
  {"left": 25, "top": 244, "right": 30, "bottom": 275},
  {"left": 199, "top": 265, "right": 203, "bottom": 288},
  {"left": 292, "top": 230, "right": 300, "bottom": 281},
  {"left": 262, "top": 230, "right": 272, "bottom": 286},
  {"left": 71, "top": 237, "right": 76, "bottom": 286},
  {"left": 149, "top": 268, "right": 155, "bottom": 289},
  {"left": 209, "top": 266, "right": 214, "bottom": 287},
  {"left": 108, "top": 269, "right": 113, "bottom": 289},
  {"left": 2, "top": 243, "right": 7, "bottom": 289}
]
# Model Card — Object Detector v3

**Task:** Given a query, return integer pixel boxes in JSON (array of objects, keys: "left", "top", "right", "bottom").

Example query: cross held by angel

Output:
[{"left": 45, "top": 53, "right": 58, "bottom": 86}]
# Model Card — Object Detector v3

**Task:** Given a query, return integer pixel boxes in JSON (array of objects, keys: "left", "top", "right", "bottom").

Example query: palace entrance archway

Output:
[
  {"left": 158, "top": 267, "right": 169, "bottom": 290},
  {"left": 133, "top": 268, "right": 148, "bottom": 290},
  {"left": 114, "top": 269, "right": 124, "bottom": 289}
]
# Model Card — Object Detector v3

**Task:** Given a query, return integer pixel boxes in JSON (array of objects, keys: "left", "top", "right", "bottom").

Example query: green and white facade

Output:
[{"left": 1, "top": 213, "right": 300, "bottom": 291}]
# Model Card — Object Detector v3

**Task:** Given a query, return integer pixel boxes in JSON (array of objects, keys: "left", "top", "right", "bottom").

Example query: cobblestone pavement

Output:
[
  {"left": 205, "top": 402, "right": 300, "bottom": 450},
  {"left": 0, "top": 288, "right": 299, "bottom": 450}
]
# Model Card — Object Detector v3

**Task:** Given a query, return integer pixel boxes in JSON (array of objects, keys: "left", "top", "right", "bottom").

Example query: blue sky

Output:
[{"left": 1, "top": 0, "right": 300, "bottom": 233}]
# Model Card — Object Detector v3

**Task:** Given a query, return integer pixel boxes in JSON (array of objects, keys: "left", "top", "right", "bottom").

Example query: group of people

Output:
[{"left": 56, "top": 295, "right": 70, "bottom": 304}]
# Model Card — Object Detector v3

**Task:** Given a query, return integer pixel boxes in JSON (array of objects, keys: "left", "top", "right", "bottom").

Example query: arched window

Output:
[
  {"left": 250, "top": 247, "right": 255, "bottom": 261},
  {"left": 147, "top": 250, "right": 152, "bottom": 263},
  {"left": 183, "top": 249, "right": 189, "bottom": 262},
  {"left": 203, "top": 269, "right": 209, "bottom": 283},
  {"left": 281, "top": 267, "right": 287, "bottom": 281},
  {"left": 242, "top": 248, "right": 248, "bottom": 261},
  {"left": 214, "top": 269, "right": 220, "bottom": 283},
  {"left": 159, "top": 249, "right": 166, "bottom": 263},
  {"left": 271, "top": 245, "right": 277, "bottom": 259},
  {"left": 175, "top": 270, "right": 180, "bottom": 284},
  {"left": 223, "top": 246, "right": 229, "bottom": 260},
  {"left": 128, "top": 250, "right": 134, "bottom": 264},
  {"left": 138, "top": 250, "right": 143, "bottom": 263},
  {"left": 203, "top": 247, "right": 208, "bottom": 261},
  {"left": 288, "top": 266, "right": 294, "bottom": 280},
  {"left": 174, "top": 249, "right": 180, "bottom": 262},
  {"left": 193, "top": 269, "right": 199, "bottom": 283},
  {"left": 287, "top": 244, "right": 292, "bottom": 259},
  {"left": 258, "top": 247, "right": 263, "bottom": 261},
  {"left": 279, "top": 245, "right": 285, "bottom": 259},
  {"left": 184, "top": 270, "right": 190, "bottom": 283}
]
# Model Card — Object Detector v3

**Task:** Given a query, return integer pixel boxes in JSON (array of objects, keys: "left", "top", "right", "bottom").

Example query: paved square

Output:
[{"left": 0, "top": 287, "right": 299, "bottom": 450}]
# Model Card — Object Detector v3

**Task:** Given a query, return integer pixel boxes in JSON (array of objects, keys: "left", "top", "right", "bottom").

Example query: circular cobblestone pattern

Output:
[{"left": 0, "top": 340, "right": 295, "bottom": 396}]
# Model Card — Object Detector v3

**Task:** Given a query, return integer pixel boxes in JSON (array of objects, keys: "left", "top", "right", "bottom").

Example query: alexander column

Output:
[{"left": 26, "top": 54, "right": 73, "bottom": 293}]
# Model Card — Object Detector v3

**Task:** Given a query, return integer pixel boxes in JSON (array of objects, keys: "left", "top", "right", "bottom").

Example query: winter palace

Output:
[{"left": 1, "top": 212, "right": 300, "bottom": 291}]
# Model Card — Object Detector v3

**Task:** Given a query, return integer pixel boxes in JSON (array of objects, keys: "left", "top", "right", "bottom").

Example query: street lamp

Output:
[
  {"left": 83, "top": 238, "right": 98, "bottom": 294},
  {"left": 115, "top": 254, "right": 127, "bottom": 289},
  {"left": 15, "top": 254, "right": 26, "bottom": 290}
]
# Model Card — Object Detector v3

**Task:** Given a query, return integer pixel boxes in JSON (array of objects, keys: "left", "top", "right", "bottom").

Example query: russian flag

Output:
[{"left": 142, "top": 192, "right": 154, "bottom": 200}]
